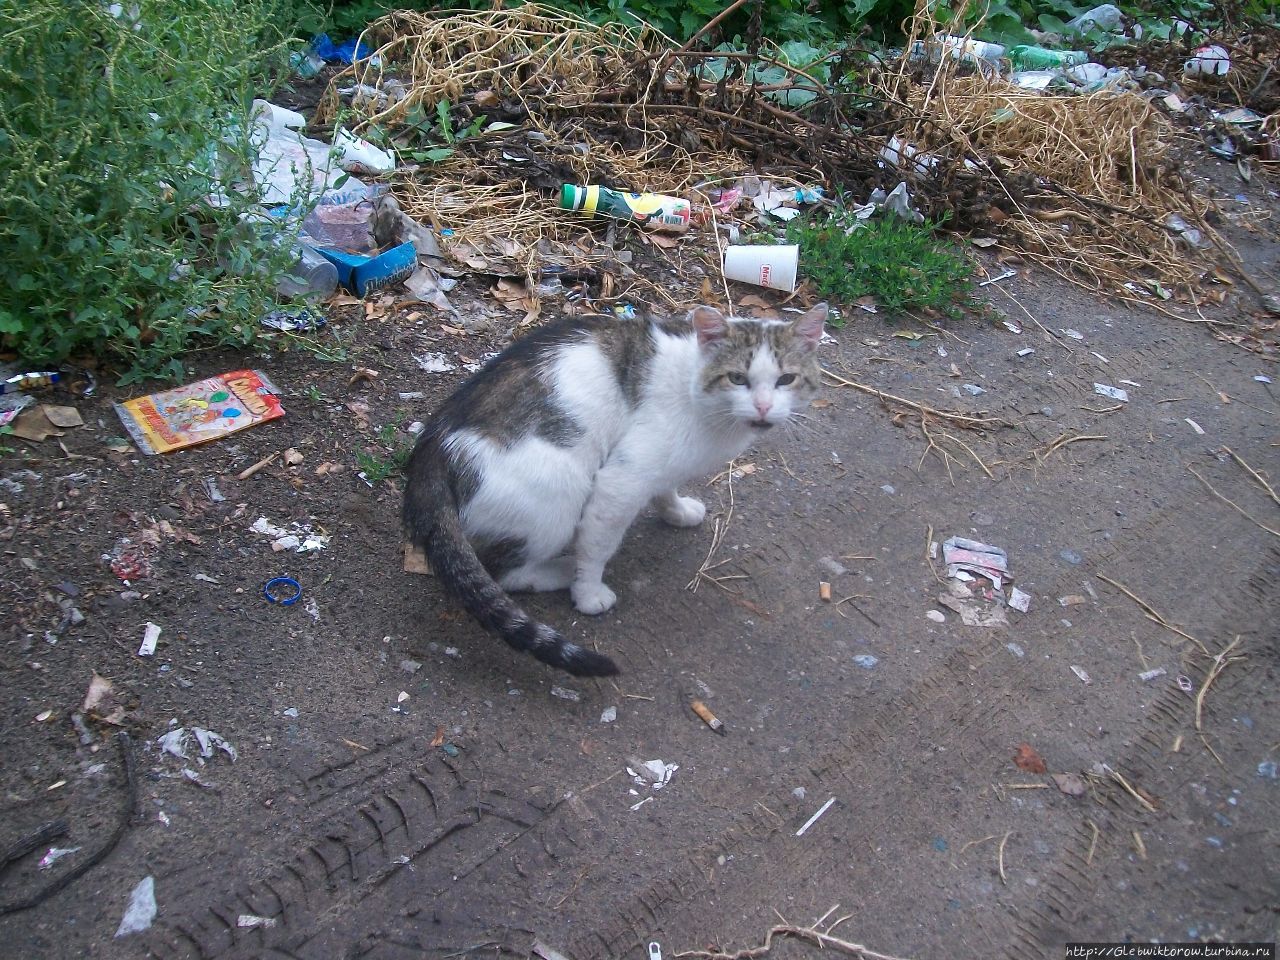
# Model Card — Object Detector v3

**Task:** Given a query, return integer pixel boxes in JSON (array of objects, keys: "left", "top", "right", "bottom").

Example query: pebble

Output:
[
  {"left": 792, "top": 786, "right": 806, "bottom": 800},
  {"left": 600, "top": 706, "right": 617, "bottom": 723},
  {"left": 880, "top": 484, "right": 895, "bottom": 495},
  {"left": 282, "top": 707, "right": 298, "bottom": 718},
  {"left": 1258, "top": 760, "right": 1278, "bottom": 779},
  {"left": 926, "top": 610, "right": 945, "bottom": 623},
  {"left": 1006, "top": 642, "right": 1025, "bottom": 658},
  {"left": 400, "top": 659, "right": 422, "bottom": 674},
  {"left": 1059, "top": 549, "right": 1083, "bottom": 565},
  {"left": 853, "top": 654, "right": 879, "bottom": 670}
]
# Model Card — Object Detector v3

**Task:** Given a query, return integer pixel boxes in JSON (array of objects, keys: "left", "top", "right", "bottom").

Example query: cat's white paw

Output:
[
  {"left": 660, "top": 496, "right": 706, "bottom": 528},
  {"left": 500, "top": 557, "right": 575, "bottom": 593},
  {"left": 572, "top": 581, "right": 618, "bottom": 616}
]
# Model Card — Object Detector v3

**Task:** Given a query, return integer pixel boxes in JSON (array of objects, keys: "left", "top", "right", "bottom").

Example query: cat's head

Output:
[{"left": 690, "top": 302, "right": 827, "bottom": 430}]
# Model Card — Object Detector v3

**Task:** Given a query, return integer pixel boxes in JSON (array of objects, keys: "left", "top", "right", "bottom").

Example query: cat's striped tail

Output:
[{"left": 402, "top": 437, "right": 619, "bottom": 677}]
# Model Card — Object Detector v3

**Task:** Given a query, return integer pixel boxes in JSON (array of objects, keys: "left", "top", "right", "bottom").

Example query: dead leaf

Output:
[
  {"left": 971, "top": 237, "right": 998, "bottom": 248},
  {"left": 403, "top": 543, "right": 432, "bottom": 575},
  {"left": 737, "top": 294, "right": 772, "bottom": 309},
  {"left": 430, "top": 726, "right": 445, "bottom": 748},
  {"left": 348, "top": 367, "right": 379, "bottom": 388},
  {"left": 644, "top": 231, "right": 679, "bottom": 250},
  {"left": 284, "top": 448, "right": 305, "bottom": 466},
  {"left": 811, "top": 398, "right": 833, "bottom": 409},
  {"left": 42, "top": 405, "right": 84, "bottom": 428},
  {"left": 892, "top": 330, "right": 924, "bottom": 341},
  {"left": 1014, "top": 743, "right": 1047, "bottom": 774},
  {"left": 315, "top": 461, "right": 344, "bottom": 477},
  {"left": 81, "top": 672, "right": 128, "bottom": 726},
  {"left": 473, "top": 90, "right": 500, "bottom": 109},
  {"left": 1051, "top": 772, "right": 1087, "bottom": 797},
  {"left": 8, "top": 407, "right": 64, "bottom": 442},
  {"left": 439, "top": 324, "right": 465, "bottom": 336}
]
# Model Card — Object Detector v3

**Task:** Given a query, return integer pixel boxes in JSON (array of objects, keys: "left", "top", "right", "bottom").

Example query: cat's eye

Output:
[
  {"left": 776, "top": 373, "right": 797, "bottom": 386},
  {"left": 726, "top": 371, "right": 748, "bottom": 385}
]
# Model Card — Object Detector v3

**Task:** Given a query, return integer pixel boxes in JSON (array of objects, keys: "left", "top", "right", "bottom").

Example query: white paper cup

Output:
[{"left": 723, "top": 244, "right": 799, "bottom": 292}]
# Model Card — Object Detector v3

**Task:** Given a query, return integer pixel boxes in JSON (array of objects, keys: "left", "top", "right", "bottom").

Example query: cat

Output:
[{"left": 403, "top": 301, "right": 827, "bottom": 676}]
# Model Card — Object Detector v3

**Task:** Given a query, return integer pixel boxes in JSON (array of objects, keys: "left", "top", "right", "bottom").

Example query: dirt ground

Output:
[{"left": 1, "top": 148, "right": 1277, "bottom": 960}]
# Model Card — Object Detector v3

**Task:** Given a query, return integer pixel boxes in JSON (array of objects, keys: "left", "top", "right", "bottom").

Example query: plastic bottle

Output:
[
  {"left": 224, "top": 215, "right": 338, "bottom": 301},
  {"left": 914, "top": 34, "right": 1005, "bottom": 63},
  {"left": 1007, "top": 45, "right": 1089, "bottom": 70},
  {"left": 560, "top": 184, "right": 691, "bottom": 233},
  {"left": 278, "top": 243, "right": 339, "bottom": 300}
]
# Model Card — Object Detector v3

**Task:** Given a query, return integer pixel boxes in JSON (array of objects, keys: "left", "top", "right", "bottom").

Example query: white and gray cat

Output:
[{"left": 403, "top": 302, "right": 827, "bottom": 676}]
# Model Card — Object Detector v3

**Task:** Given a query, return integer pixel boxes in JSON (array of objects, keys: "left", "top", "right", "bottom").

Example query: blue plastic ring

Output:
[{"left": 264, "top": 576, "right": 302, "bottom": 605}]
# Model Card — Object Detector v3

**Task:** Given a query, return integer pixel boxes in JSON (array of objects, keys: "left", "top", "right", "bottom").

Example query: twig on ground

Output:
[
  {"left": 834, "top": 595, "right": 879, "bottom": 627},
  {"left": 1038, "top": 433, "right": 1108, "bottom": 462},
  {"left": 1222, "top": 447, "right": 1279, "bottom": 506},
  {"left": 1103, "top": 765, "right": 1158, "bottom": 814},
  {"left": 0, "top": 820, "right": 68, "bottom": 872},
  {"left": 821, "top": 369, "right": 1009, "bottom": 428},
  {"left": 1188, "top": 465, "right": 1280, "bottom": 538},
  {"left": 688, "top": 462, "right": 736, "bottom": 591},
  {"left": 1085, "top": 820, "right": 1100, "bottom": 866},
  {"left": 1194, "top": 636, "right": 1244, "bottom": 732},
  {"left": 0, "top": 732, "right": 137, "bottom": 915},
  {"left": 1095, "top": 574, "right": 1209, "bottom": 657},
  {"left": 674, "top": 915, "right": 915, "bottom": 960},
  {"left": 997, "top": 831, "right": 1012, "bottom": 884}
]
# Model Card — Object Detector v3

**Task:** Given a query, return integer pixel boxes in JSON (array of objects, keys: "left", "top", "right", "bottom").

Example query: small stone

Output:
[
  {"left": 400, "top": 659, "right": 422, "bottom": 675},
  {"left": 1059, "top": 549, "right": 1083, "bottom": 565},
  {"left": 550, "top": 686, "right": 581, "bottom": 702},
  {"left": 880, "top": 484, "right": 895, "bottom": 495},
  {"left": 1006, "top": 642, "right": 1025, "bottom": 658},
  {"left": 282, "top": 707, "right": 298, "bottom": 718},
  {"left": 853, "top": 654, "right": 879, "bottom": 670},
  {"left": 926, "top": 610, "right": 945, "bottom": 623},
  {"left": 600, "top": 706, "right": 617, "bottom": 723},
  {"left": 792, "top": 786, "right": 806, "bottom": 800}
]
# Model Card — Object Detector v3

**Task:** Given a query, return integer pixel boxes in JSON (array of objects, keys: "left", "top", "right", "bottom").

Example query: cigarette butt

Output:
[
  {"left": 691, "top": 700, "right": 725, "bottom": 735},
  {"left": 819, "top": 581, "right": 832, "bottom": 602}
]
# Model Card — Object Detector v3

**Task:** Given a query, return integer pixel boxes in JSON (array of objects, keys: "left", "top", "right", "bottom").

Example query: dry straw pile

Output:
[{"left": 321, "top": 3, "right": 1225, "bottom": 303}]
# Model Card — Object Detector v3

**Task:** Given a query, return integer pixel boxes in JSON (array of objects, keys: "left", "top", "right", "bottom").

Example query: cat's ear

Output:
[
  {"left": 689, "top": 306, "right": 729, "bottom": 348},
  {"left": 792, "top": 302, "right": 828, "bottom": 350}
]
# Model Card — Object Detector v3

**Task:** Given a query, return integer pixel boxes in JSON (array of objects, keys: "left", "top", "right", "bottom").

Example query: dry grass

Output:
[{"left": 317, "top": 2, "right": 1231, "bottom": 300}]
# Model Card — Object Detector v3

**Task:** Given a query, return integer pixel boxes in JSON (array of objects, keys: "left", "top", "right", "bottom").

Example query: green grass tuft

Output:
[{"left": 786, "top": 212, "right": 974, "bottom": 325}]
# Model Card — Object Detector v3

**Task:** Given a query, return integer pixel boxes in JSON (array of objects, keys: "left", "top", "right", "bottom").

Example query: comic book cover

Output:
[{"left": 114, "top": 370, "right": 284, "bottom": 455}]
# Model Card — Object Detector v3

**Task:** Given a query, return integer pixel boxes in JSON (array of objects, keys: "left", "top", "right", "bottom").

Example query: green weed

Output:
[
  {"left": 0, "top": 0, "right": 309, "bottom": 382},
  {"left": 356, "top": 417, "right": 414, "bottom": 483},
  {"left": 785, "top": 212, "right": 974, "bottom": 325}
]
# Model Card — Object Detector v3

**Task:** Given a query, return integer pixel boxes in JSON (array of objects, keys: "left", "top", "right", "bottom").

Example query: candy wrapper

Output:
[{"left": 114, "top": 370, "right": 283, "bottom": 455}]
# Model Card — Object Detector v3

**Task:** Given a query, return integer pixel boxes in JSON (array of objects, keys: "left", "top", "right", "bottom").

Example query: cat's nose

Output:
[{"left": 754, "top": 398, "right": 772, "bottom": 418}]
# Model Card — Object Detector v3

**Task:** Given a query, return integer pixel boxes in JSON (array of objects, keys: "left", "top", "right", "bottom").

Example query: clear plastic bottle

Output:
[
  {"left": 223, "top": 215, "right": 338, "bottom": 301},
  {"left": 277, "top": 243, "right": 339, "bottom": 300}
]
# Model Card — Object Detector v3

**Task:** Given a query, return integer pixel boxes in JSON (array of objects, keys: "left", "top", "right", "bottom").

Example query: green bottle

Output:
[
  {"left": 1008, "top": 45, "right": 1089, "bottom": 70},
  {"left": 560, "top": 184, "right": 692, "bottom": 233}
]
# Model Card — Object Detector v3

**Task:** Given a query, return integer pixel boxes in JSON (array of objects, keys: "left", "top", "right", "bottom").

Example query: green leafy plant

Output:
[
  {"left": 786, "top": 211, "right": 974, "bottom": 324},
  {"left": 0, "top": 0, "right": 309, "bottom": 381},
  {"left": 356, "top": 417, "right": 414, "bottom": 483}
]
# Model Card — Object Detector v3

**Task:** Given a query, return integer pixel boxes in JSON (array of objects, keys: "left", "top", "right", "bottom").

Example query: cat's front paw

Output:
[
  {"left": 659, "top": 496, "right": 706, "bottom": 528},
  {"left": 572, "top": 581, "right": 618, "bottom": 616}
]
